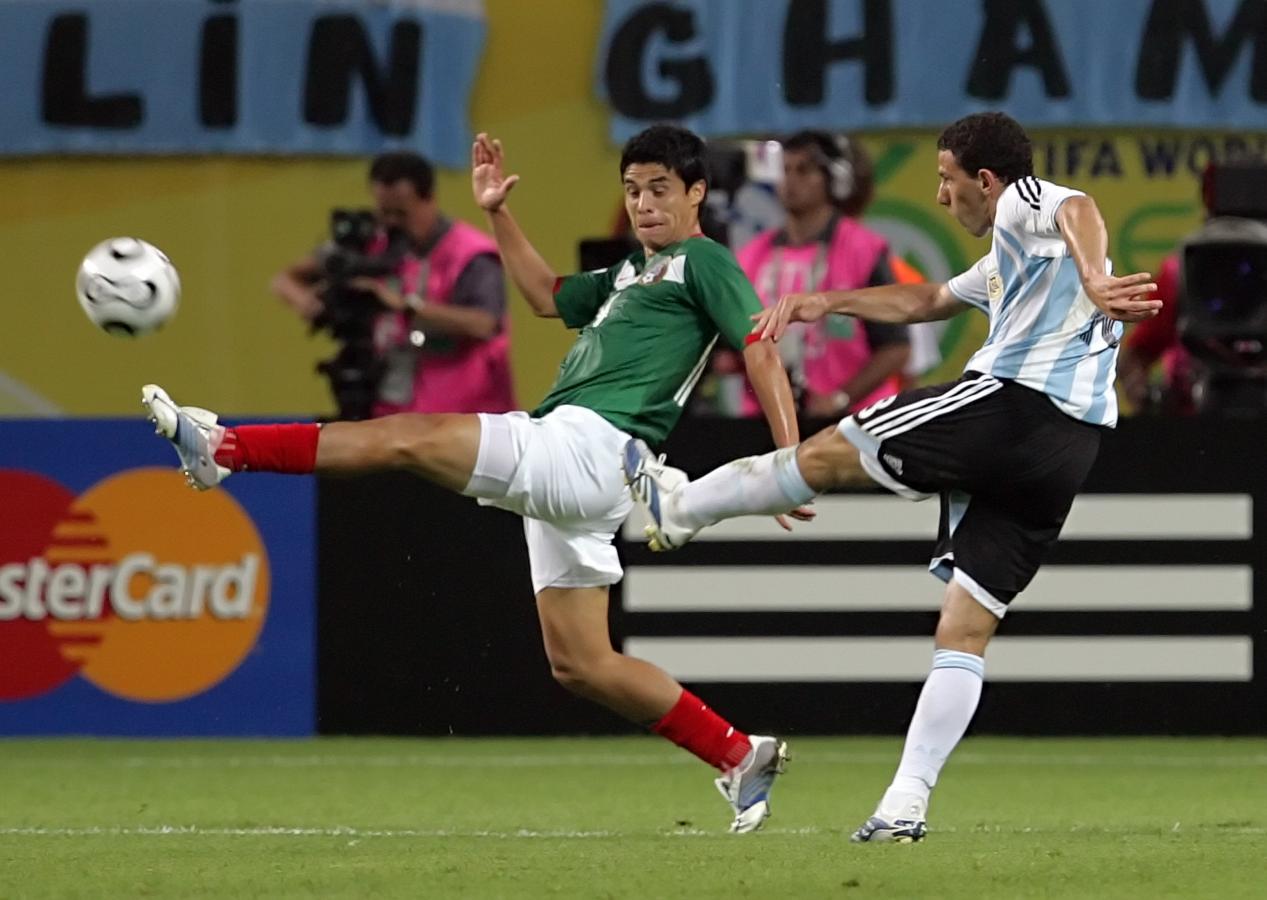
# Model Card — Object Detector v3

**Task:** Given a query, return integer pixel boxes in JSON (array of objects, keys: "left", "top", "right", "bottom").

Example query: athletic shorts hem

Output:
[
  {"left": 928, "top": 553, "right": 1008, "bottom": 619},
  {"left": 952, "top": 566, "right": 1008, "bottom": 619},
  {"left": 838, "top": 417, "right": 933, "bottom": 501},
  {"left": 534, "top": 571, "right": 623, "bottom": 593}
]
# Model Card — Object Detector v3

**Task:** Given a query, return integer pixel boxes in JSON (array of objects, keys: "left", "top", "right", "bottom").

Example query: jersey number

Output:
[
  {"left": 854, "top": 395, "right": 897, "bottom": 421},
  {"left": 591, "top": 290, "right": 625, "bottom": 328}
]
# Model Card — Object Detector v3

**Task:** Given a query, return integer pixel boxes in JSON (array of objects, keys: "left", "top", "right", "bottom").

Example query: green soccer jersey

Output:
[{"left": 533, "top": 236, "right": 762, "bottom": 444}]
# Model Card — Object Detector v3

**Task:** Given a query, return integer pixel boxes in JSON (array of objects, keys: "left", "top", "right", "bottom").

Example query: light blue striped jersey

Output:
[{"left": 946, "top": 177, "right": 1122, "bottom": 427}]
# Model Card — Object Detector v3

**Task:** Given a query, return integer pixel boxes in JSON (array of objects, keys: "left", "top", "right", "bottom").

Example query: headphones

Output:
[{"left": 819, "top": 134, "right": 856, "bottom": 204}]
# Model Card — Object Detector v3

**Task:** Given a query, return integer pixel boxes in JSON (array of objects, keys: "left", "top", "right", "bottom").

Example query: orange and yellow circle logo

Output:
[{"left": 0, "top": 468, "right": 270, "bottom": 703}]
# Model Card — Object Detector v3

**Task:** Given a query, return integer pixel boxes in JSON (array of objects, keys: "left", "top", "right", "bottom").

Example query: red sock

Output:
[
  {"left": 214, "top": 424, "right": 320, "bottom": 474},
  {"left": 651, "top": 689, "right": 752, "bottom": 770}
]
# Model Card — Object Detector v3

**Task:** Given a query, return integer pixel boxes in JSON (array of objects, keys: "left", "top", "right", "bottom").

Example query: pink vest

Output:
[
  {"left": 372, "top": 221, "right": 516, "bottom": 415},
  {"left": 736, "top": 217, "right": 893, "bottom": 417}
]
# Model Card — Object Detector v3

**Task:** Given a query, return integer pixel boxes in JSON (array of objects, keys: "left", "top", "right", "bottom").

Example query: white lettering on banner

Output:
[{"left": 0, "top": 554, "right": 260, "bottom": 622}]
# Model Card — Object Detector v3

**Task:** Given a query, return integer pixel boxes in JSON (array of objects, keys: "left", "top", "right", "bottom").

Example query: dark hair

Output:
[
  {"left": 368, "top": 151, "right": 435, "bottom": 199},
  {"left": 781, "top": 129, "right": 875, "bottom": 216},
  {"left": 937, "top": 112, "right": 1033, "bottom": 184},
  {"left": 619, "top": 124, "right": 709, "bottom": 191}
]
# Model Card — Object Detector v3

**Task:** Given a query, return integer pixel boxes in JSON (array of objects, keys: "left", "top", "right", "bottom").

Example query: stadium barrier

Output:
[{"left": 317, "top": 415, "right": 1267, "bottom": 737}]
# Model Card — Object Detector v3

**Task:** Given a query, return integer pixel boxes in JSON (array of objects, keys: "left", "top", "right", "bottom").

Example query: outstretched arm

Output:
[
  {"left": 1056, "top": 195, "right": 1160, "bottom": 322},
  {"left": 754, "top": 282, "right": 966, "bottom": 341},
  {"left": 472, "top": 133, "right": 559, "bottom": 318}
]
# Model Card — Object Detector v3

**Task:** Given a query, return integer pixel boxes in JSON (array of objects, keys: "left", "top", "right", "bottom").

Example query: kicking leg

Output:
[
  {"left": 536, "top": 585, "right": 787, "bottom": 833},
  {"left": 143, "top": 384, "right": 480, "bottom": 492},
  {"left": 624, "top": 424, "right": 866, "bottom": 550},
  {"left": 852, "top": 578, "right": 998, "bottom": 843},
  {"left": 316, "top": 414, "right": 480, "bottom": 491}
]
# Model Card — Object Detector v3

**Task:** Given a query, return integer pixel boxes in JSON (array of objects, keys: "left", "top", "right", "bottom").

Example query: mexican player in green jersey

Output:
[
  {"left": 536, "top": 222, "right": 775, "bottom": 445},
  {"left": 140, "top": 124, "right": 808, "bottom": 833}
]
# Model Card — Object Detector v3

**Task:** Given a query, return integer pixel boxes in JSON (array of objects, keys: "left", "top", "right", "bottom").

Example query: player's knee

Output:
[
  {"left": 934, "top": 629, "right": 989, "bottom": 656},
  {"left": 547, "top": 646, "right": 622, "bottom": 698},
  {"left": 547, "top": 657, "right": 598, "bottom": 696},
  {"left": 796, "top": 429, "right": 861, "bottom": 491},
  {"left": 794, "top": 443, "right": 832, "bottom": 489},
  {"left": 934, "top": 613, "right": 996, "bottom": 654}
]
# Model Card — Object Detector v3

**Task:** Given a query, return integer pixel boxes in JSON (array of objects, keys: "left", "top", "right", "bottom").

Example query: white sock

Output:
[
  {"left": 879, "top": 649, "right": 985, "bottom": 818},
  {"left": 674, "top": 447, "right": 817, "bottom": 530}
]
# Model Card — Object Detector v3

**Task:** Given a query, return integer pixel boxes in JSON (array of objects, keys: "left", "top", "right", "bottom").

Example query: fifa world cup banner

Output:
[
  {"left": 598, "top": 0, "right": 1267, "bottom": 140},
  {"left": 0, "top": 0, "right": 486, "bottom": 166},
  {"left": 0, "top": 421, "right": 315, "bottom": 736}
]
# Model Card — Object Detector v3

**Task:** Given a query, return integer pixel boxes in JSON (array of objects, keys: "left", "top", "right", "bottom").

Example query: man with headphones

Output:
[{"left": 732, "top": 131, "right": 911, "bottom": 419}]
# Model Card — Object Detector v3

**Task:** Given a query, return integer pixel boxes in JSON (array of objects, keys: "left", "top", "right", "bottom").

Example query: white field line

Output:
[
  {"left": 0, "top": 824, "right": 1262, "bottom": 839},
  {"left": 1, "top": 751, "right": 1265, "bottom": 770},
  {"left": 0, "top": 825, "right": 809, "bottom": 839}
]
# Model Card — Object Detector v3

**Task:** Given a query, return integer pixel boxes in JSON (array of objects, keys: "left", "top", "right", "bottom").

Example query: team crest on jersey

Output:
[
  {"left": 639, "top": 257, "right": 671, "bottom": 285},
  {"left": 987, "top": 271, "right": 1004, "bottom": 302}
]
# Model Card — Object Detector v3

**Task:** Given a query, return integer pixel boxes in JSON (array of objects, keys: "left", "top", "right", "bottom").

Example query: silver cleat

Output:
[
  {"left": 715, "top": 735, "right": 789, "bottom": 834},
  {"left": 141, "top": 384, "right": 230, "bottom": 491},
  {"left": 621, "top": 438, "right": 696, "bottom": 551}
]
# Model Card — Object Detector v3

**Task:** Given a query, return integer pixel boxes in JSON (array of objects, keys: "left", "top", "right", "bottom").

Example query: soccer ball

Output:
[{"left": 75, "top": 237, "right": 181, "bottom": 337}]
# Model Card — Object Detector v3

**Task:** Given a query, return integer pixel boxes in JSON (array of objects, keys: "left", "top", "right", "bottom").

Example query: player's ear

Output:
[{"left": 687, "top": 179, "right": 707, "bottom": 207}]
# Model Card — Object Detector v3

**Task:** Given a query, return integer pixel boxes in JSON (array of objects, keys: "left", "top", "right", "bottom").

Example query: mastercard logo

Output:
[{"left": 0, "top": 468, "right": 270, "bottom": 703}]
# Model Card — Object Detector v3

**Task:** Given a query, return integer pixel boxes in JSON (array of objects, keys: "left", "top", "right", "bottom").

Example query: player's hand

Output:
[
  {"left": 1082, "top": 272, "right": 1161, "bottom": 322},
  {"left": 752, "top": 293, "right": 831, "bottom": 341},
  {"left": 774, "top": 505, "right": 816, "bottom": 531},
  {"left": 471, "top": 133, "right": 520, "bottom": 212}
]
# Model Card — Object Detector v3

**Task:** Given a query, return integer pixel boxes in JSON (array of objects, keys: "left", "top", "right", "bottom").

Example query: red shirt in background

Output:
[{"left": 1123, "top": 254, "right": 1195, "bottom": 413}]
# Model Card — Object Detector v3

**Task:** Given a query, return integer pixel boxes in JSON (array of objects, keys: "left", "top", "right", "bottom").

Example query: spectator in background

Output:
[
  {"left": 721, "top": 131, "right": 911, "bottom": 419},
  {"left": 1116, "top": 168, "right": 1214, "bottom": 415},
  {"left": 272, "top": 152, "right": 516, "bottom": 416},
  {"left": 1116, "top": 252, "right": 1195, "bottom": 414}
]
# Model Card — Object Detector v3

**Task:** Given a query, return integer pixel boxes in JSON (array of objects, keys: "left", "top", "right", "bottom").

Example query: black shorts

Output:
[{"left": 840, "top": 372, "right": 1102, "bottom": 613}]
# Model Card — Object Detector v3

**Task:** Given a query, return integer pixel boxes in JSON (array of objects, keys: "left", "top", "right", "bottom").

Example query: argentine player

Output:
[
  {"left": 142, "top": 125, "right": 811, "bottom": 833},
  {"left": 624, "top": 113, "right": 1161, "bottom": 842}
]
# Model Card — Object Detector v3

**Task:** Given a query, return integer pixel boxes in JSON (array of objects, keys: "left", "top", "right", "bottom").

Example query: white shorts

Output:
[{"left": 466, "top": 405, "right": 634, "bottom": 594}]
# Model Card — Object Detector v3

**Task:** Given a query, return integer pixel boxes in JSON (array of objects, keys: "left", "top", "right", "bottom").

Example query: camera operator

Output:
[
  {"left": 1117, "top": 162, "right": 1267, "bottom": 416},
  {"left": 707, "top": 131, "right": 910, "bottom": 419},
  {"left": 271, "top": 152, "right": 516, "bottom": 419}
]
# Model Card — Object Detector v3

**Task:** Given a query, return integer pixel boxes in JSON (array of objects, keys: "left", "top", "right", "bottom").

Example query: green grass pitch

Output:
[{"left": 1, "top": 736, "right": 1263, "bottom": 898}]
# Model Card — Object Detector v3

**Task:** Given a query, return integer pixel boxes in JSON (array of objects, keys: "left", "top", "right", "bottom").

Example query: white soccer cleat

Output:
[
  {"left": 714, "top": 735, "right": 789, "bottom": 834},
  {"left": 141, "top": 384, "right": 230, "bottom": 491},
  {"left": 621, "top": 439, "right": 697, "bottom": 551},
  {"left": 850, "top": 794, "right": 929, "bottom": 844}
]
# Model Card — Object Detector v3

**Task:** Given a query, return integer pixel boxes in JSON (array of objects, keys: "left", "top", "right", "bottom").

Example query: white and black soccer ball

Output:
[{"left": 75, "top": 237, "right": 181, "bottom": 337}]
